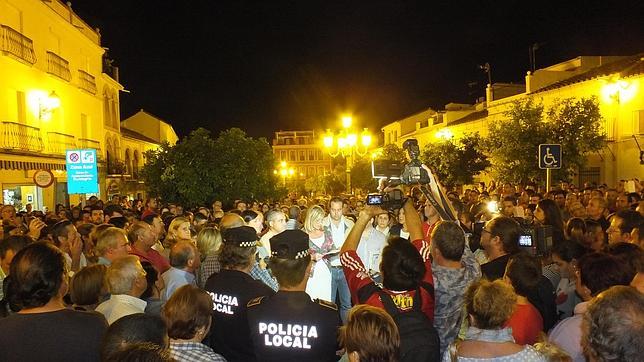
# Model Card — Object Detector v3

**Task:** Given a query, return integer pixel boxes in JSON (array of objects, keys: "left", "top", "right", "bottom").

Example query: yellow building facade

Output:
[
  {"left": 381, "top": 55, "right": 644, "bottom": 186},
  {"left": 272, "top": 130, "right": 333, "bottom": 188},
  {"left": 0, "top": 0, "right": 176, "bottom": 211}
]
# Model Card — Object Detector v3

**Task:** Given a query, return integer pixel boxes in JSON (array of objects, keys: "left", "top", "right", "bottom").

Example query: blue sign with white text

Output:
[
  {"left": 539, "top": 144, "right": 562, "bottom": 169},
  {"left": 66, "top": 149, "right": 99, "bottom": 194}
]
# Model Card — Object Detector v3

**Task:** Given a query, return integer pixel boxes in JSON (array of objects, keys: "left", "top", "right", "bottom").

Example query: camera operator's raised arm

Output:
[
  {"left": 341, "top": 205, "right": 386, "bottom": 254},
  {"left": 403, "top": 197, "right": 423, "bottom": 242}
]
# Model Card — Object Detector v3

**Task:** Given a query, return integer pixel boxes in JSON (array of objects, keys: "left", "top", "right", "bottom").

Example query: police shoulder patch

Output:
[
  {"left": 247, "top": 296, "right": 264, "bottom": 308},
  {"left": 316, "top": 299, "right": 338, "bottom": 311}
]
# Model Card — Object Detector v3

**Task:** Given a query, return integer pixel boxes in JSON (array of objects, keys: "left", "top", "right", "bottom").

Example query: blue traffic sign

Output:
[
  {"left": 66, "top": 149, "right": 99, "bottom": 194},
  {"left": 539, "top": 144, "right": 562, "bottom": 169}
]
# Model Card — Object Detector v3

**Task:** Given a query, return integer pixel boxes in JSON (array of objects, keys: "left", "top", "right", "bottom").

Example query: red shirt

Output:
[
  {"left": 130, "top": 246, "right": 171, "bottom": 274},
  {"left": 505, "top": 302, "right": 543, "bottom": 345},
  {"left": 341, "top": 238, "right": 435, "bottom": 321},
  {"left": 422, "top": 221, "right": 438, "bottom": 244}
]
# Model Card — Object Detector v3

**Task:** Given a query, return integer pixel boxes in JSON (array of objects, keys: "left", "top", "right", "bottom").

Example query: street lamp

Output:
[
  {"left": 322, "top": 115, "right": 372, "bottom": 193},
  {"left": 274, "top": 161, "right": 295, "bottom": 187}
]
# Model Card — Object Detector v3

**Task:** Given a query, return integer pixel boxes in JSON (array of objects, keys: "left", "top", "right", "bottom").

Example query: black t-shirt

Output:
[
  {"left": 205, "top": 269, "right": 275, "bottom": 361},
  {"left": 247, "top": 291, "right": 340, "bottom": 362},
  {"left": 0, "top": 308, "right": 108, "bottom": 362}
]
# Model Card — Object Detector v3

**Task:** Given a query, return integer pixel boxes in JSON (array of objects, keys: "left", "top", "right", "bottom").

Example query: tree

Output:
[
  {"left": 350, "top": 156, "right": 378, "bottom": 193},
  {"left": 484, "top": 97, "right": 606, "bottom": 183},
  {"left": 381, "top": 143, "right": 407, "bottom": 163},
  {"left": 421, "top": 133, "right": 490, "bottom": 187},
  {"left": 140, "top": 127, "right": 278, "bottom": 207},
  {"left": 546, "top": 97, "right": 606, "bottom": 181},
  {"left": 484, "top": 99, "right": 550, "bottom": 183}
]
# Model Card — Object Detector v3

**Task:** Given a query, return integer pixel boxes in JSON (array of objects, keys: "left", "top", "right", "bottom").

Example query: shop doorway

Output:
[{"left": 2, "top": 185, "right": 44, "bottom": 212}]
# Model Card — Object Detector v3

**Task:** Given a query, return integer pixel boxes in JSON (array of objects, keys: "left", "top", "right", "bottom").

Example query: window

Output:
[
  {"left": 280, "top": 150, "right": 287, "bottom": 161},
  {"left": 80, "top": 113, "right": 88, "bottom": 139},
  {"left": 299, "top": 150, "right": 306, "bottom": 161},
  {"left": 308, "top": 150, "right": 315, "bottom": 160},
  {"left": 289, "top": 150, "right": 296, "bottom": 161},
  {"left": 16, "top": 91, "right": 26, "bottom": 123}
]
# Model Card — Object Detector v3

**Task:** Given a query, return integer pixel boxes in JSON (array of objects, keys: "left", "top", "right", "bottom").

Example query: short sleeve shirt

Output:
[{"left": 341, "top": 238, "right": 435, "bottom": 321}]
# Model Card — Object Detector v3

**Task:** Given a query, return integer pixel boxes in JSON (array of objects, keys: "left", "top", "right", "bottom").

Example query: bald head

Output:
[
  {"left": 219, "top": 213, "right": 245, "bottom": 232},
  {"left": 169, "top": 241, "right": 198, "bottom": 270}
]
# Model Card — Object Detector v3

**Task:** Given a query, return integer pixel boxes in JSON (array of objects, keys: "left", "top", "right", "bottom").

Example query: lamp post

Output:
[
  {"left": 274, "top": 161, "right": 295, "bottom": 187},
  {"left": 322, "top": 115, "right": 372, "bottom": 194}
]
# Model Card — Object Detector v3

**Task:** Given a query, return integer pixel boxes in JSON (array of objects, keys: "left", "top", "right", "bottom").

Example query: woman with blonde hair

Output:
[
  {"left": 195, "top": 227, "right": 223, "bottom": 288},
  {"left": 163, "top": 217, "right": 192, "bottom": 249},
  {"left": 304, "top": 205, "right": 333, "bottom": 302}
]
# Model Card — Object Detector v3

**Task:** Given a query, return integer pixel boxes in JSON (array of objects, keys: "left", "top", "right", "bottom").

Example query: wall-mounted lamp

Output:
[{"left": 39, "top": 91, "right": 61, "bottom": 120}]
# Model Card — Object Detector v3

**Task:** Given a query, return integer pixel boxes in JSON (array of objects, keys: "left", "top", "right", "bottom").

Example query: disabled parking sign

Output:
[
  {"left": 539, "top": 144, "right": 562, "bottom": 169},
  {"left": 66, "top": 149, "right": 99, "bottom": 194}
]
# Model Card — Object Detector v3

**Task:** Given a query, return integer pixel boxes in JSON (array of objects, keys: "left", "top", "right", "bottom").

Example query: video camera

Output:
[
  {"left": 515, "top": 218, "right": 553, "bottom": 257},
  {"left": 472, "top": 219, "right": 553, "bottom": 257},
  {"left": 371, "top": 139, "right": 430, "bottom": 186},
  {"left": 365, "top": 189, "right": 405, "bottom": 211},
  {"left": 366, "top": 138, "right": 432, "bottom": 211}
]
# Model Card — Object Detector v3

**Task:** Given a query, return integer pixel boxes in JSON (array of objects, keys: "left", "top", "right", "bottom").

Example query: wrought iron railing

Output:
[
  {"left": 0, "top": 121, "right": 44, "bottom": 152},
  {"left": 46, "top": 51, "right": 71, "bottom": 81},
  {"left": 0, "top": 25, "right": 36, "bottom": 64},
  {"left": 47, "top": 131, "right": 76, "bottom": 154},
  {"left": 78, "top": 70, "right": 97, "bottom": 94}
]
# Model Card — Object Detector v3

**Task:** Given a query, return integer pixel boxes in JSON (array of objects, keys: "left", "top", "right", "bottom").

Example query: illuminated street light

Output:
[
  {"left": 322, "top": 115, "right": 372, "bottom": 193},
  {"left": 38, "top": 91, "right": 61, "bottom": 120},
  {"left": 275, "top": 161, "right": 295, "bottom": 187}
]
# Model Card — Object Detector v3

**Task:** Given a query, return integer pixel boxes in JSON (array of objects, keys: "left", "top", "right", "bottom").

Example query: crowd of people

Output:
[{"left": 0, "top": 178, "right": 642, "bottom": 362}]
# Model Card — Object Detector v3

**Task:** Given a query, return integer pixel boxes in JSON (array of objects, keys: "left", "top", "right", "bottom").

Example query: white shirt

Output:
[
  {"left": 325, "top": 216, "right": 354, "bottom": 266},
  {"left": 356, "top": 226, "right": 386, "bottom": 272},
  {"left": 96, "top": 294, "right": 147, "bottom": 324}
]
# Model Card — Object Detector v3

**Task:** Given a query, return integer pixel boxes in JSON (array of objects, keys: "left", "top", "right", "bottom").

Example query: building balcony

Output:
[
  {"left": 78, "top": 70, "right": 97, "bottom": 94},
  {"left": 102, "top": 56, "right": 119, "bottom": 82},
  {"left": 78, "top": 138, "right": 102, "bottom": 158},
  {"left": 0, "top": 24, "right": 36, "bottom": 65},
  {"left": 107, "top": 160, "right": 127, "bottom": 176},
  {"left": 0, "top": 121, "right": 44, "bottom": 153},
  {"left": 46, "top": 51, "right": 71, "bottom": 82},
  {"left": 47, "top": 132, "right": 76, "bottom": 155}
]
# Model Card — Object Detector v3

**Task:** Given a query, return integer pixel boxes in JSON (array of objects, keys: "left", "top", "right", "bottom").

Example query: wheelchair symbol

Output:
[{"left": 543, "top": 147, "right": 557, "bottom": 167}]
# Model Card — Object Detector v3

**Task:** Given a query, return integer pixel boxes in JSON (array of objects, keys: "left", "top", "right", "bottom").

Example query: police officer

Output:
[
  {"left": 205, "top": 226, "right": 275, "bottom": 361},
  {"left": 247, "top": 230, "right": 341, "bottom": 362}
]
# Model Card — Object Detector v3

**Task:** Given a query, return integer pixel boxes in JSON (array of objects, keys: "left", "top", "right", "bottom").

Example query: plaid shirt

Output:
[
  {"left": 197, "top": 253, "right": 221, "bottom": 289},
  {"left": 169, "top": 341, "right": 227, "bottom": 362},
  {"left": 250, "top": 261, "right": 279, "bottom": 291}
]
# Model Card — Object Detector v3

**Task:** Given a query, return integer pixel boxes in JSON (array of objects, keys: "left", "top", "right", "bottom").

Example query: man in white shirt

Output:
[
  {"left": 323, "top": 196, "right": 354, "bottom": 323},
  {"left": 96, "top": 255, "right": 148, "bottom": 324}
]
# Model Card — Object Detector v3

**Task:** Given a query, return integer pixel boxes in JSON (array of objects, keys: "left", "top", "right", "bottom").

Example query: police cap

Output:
[
  {"left": 222, "top": 226, "right": 259, "bottom": 248},
  {"left": 270, "top": 230, "right": 310, "bottom": 260}
]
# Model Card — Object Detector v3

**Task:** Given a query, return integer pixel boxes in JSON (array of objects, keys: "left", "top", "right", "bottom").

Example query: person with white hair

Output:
[{"left": 96, "top": 255, "right": 148, "bottom": 324}]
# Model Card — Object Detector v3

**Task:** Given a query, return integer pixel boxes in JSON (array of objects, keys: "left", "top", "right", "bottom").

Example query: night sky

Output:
[{"left": 72, "top": 0, "right": 644, "bottom": 140}]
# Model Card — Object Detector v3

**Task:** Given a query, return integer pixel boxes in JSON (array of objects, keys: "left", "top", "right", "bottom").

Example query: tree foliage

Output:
[
  {"left": 421, "top": 133, "right": 490, "bottom": 187},
  {"left": 350, "top": 156, "right": 378, "bottom": 192},
  {"left": 141, "top": 128, "right": 277, "bottom": 207},
  {"left": 381, "top": 143, "right": 408, "bottom": 163},
  {"left": 484, "top": 97, "right": 606, "bottom": 183},
  {"left": 546, "top": 97, "right": 606, "bottom": 181}
]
